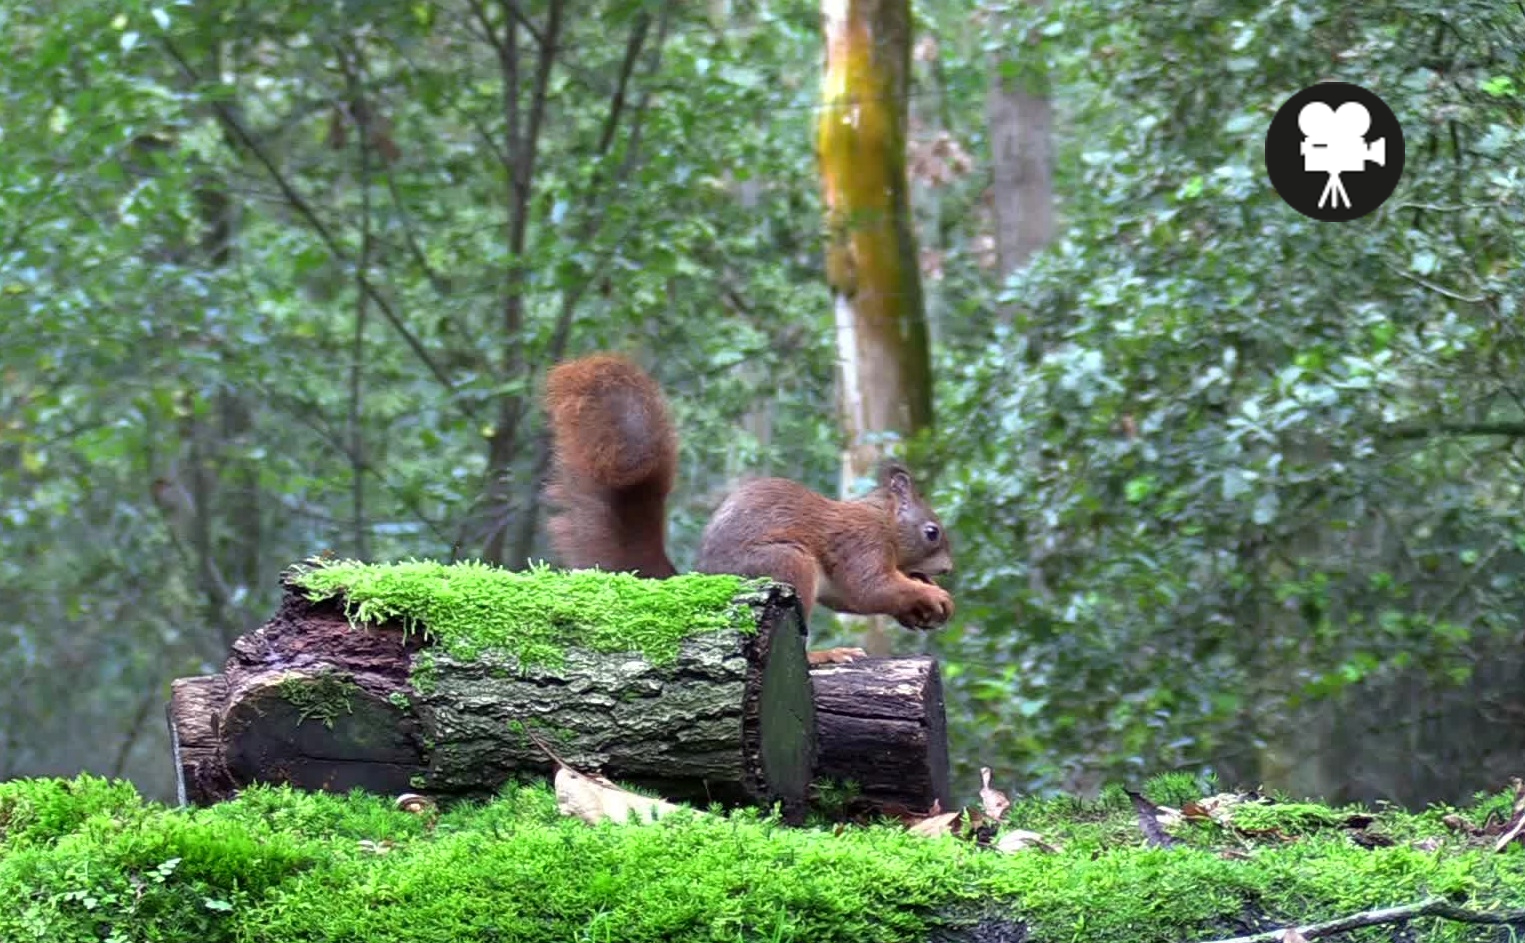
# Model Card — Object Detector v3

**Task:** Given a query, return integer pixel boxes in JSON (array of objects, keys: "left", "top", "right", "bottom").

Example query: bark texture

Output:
[
  {"left": 818, "top": 0, "right": 936, "bottom": 655},
  {"left": 167, "top": 580, "right": 816, "bottom": 818},
  {"left": 811, "top": 655, "right": 951, "bottom": 814},
  {"left": 987, "top": 58, "right": 1054, "bottom": 292}
]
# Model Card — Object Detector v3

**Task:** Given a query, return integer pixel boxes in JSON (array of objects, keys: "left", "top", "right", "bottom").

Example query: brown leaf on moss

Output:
[
  {"left": 1126, "top": 789, "right": 1179, "bottom": 848},
  {"left": 907, "top": 809, "right": 961, "bottom": 838},
  {"left": 1492, "top": 778, "right": 1525, "bottom": 852},
  {"left": 979, "top": 767, "right": 1011, "bottom": 822},
  {"left": 394, "top": 793, "right": 436, "bottom": 816},
  {"left": 1349, "top": 830, "right": 1396, "bottom": 849},
  {"left": 1442, "top": 813, "right": 1484, "bottom": 836},
  {"left": 554, "top": 765, "right": 695, "bottom": 826},
  {"left": 994, "top": 828, "right": 1060, "bottom": 854}
]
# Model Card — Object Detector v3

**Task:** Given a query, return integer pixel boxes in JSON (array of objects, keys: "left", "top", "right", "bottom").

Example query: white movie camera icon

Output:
[{"left": 1298, "top": 101, "right": 1386, "bottom": 209}]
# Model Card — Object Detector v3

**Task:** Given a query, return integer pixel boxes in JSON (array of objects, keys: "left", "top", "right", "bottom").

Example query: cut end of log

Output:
[
  {"left": 745, "top": 585, "right": 817, "bottom": 821},
  {"left": 222, "top": 670, "right": 424, "bottom": 797},
  {"left": 810, "top": 655, "right": 952, "bottom": 816}
]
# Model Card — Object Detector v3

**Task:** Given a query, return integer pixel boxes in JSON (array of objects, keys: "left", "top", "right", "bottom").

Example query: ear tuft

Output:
[{"left": 876, "top": 458, "right": 916, "bottom": 501}]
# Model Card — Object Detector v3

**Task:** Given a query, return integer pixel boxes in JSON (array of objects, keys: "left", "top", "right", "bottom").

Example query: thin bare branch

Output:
[
  {"left": 159, "top": 38, "right": 477, "bottom": 422},
  {"left": 1198, "top": 897, "right": 1525, "bottom": 943},
  {"left": 503, "top": 2, "right": 674, "bottom": 566},
  {"left": 342, "top": 42, "right": 374, "bottom": 561},
  {"left": 478, "top": 0, "right": 566, "bottom": 563},
  {"left": 1383, "top": 420, "right": 1525, "bottom": 440}
]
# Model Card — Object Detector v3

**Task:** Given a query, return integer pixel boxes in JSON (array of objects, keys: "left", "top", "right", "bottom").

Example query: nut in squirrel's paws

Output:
[
  {"left": 807, "top": 647, "right": 869, "bottom": 666},
  {"left": 895, "top": 578, "right": 953, "bottom": 630}
]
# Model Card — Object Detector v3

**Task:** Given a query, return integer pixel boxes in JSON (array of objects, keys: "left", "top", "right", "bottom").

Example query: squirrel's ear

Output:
[{"left": 877, "top": 459, "right": 916, "bottom": 503}]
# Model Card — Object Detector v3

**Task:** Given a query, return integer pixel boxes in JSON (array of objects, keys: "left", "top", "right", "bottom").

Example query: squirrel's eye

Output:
[{"left": 922, "top": 523, "right": 941, "bottom": 543}]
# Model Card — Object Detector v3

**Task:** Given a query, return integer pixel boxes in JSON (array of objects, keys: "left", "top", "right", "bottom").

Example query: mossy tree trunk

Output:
[
  {"left": 167, "top": 578, "right": 817, "bottom": 819},
  {"left": 817, "top": 0, "right": 935, "bottom": 656}
]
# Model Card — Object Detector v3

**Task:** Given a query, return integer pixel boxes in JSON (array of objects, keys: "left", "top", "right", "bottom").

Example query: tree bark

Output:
[
  {"left": 987, "top": 55, "right": 1054, "bottom": 301},
  {"left": 166, "top": 580, "right": 818, "bottom": 820},
  {"left": 817, "top": 0, "right": 935, "bottom": 655},
  {"left": 988, "top": 12, "right": 1056, "bottom": 603},
  {"left": 811, "top": 655, "right": 951, "bottom": 814}
]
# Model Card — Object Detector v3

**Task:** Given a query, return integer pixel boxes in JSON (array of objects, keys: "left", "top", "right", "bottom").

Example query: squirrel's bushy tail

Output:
[{"left": 542, "top": 354, "right": 678, "bottom": 578}]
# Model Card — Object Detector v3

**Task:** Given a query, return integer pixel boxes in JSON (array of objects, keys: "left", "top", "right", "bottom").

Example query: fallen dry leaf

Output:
[
  {"left": 994, "top": 828, "right": 1060, "bottom": 854},
  {"left": 1349, "top": 830, "right": 1396, "bottom": 849},
  {"left": 1442, "top": 813, "right": 1482, "bottom": 836},
  {"left": 908, "top": 810, "right": 962, "bottom": 839},
  {"left": 1492, "top": 779, "right": 1525, "bottom": 853},
  {"left": 1154, "top": 804, "right": 1185, "bottom": 829},
  {"left": 394, "top": 793, "right": 436, "bottom": 815},
  {"left": 1281, "top": 928, "right": 1311, "bottom": 943},
  {"left": 1189, "top": 793, "right": 1251, "bottom": 824},
  {"left": 979, "top": 767, "right": 1011, "bottom": 822},
  {"left": 1126, "top": 789, "right": 1179, "bottom": 848},
  {"left": 554, "top": 765, "right": 696, "bottom": 826}
]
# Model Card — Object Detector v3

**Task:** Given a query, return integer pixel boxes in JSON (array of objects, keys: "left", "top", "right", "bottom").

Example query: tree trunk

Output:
[
  {"left": 988, "top": 11, "right": 1056, "bottom": 603},
  {"left": 166, "top": 579, "right": 818, "bottom": 820},
  {"left": 811, "top": 655, "right": 951, "bottom": 814},
  {"left": 987, "top": 55, "right": 1054, "bottom": 299},
  {"left": 817, "top": 0, "right": 935, "bottom": 656}
]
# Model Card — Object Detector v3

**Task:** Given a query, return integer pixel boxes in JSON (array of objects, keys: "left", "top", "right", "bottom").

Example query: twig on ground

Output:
[{"left": 1197, "top": 897, "right": 1525, "bottom": 943}]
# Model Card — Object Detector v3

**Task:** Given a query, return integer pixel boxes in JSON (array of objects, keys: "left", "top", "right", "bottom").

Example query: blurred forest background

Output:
[{"left": 2, "top": 0, "right": 1524, "bottom": 809}]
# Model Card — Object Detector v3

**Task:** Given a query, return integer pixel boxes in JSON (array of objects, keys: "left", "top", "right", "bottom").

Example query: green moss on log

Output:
[
  {"left": 3, "top": 774, "right": 1523, "bottom": 943},
  {"left": 288, "top": 558, "right": 759, "bottom": 668},
  {"left": 277, "top": 671, "right": 359, "bottom": 730}
]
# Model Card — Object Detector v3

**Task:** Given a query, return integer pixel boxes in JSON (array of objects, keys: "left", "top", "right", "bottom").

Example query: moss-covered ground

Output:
[
  {"left": 289, "top": 558, "right": 757, "bottom": 668},
  {"left": 1, "top": 773, "right": 1521, "bottom": 943}
]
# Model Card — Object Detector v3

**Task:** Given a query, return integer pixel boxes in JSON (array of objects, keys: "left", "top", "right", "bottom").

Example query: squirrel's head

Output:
[{"left": 876, "top": 460, "right": 953, "bottom": 583}]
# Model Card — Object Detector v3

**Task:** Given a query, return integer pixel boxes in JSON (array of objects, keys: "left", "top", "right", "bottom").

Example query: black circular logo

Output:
[{"left": 1265, "top": 81, "right": 1405, "bottom": 222}]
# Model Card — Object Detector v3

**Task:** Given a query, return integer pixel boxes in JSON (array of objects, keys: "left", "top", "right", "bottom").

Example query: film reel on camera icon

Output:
[{"left": 1265, "top": 82, "right": 1405, "bottom": 223}]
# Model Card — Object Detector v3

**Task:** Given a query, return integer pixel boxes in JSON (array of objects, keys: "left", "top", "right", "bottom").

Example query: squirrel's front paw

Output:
[
  {"left": 895, "top": 583, "right": 953, "bottom": 630},
  {"left": 807, "top": 646, "right": 868, "bottom": 666}
]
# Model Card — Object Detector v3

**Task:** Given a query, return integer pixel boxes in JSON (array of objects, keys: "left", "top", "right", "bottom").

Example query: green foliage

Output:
[
  {"left": 2, "top": 776, "right": 1524, "bottom": 943},
  {"left": 0, "top": 776, "right": 144, "bottom": 850},
  {"left": 927, "top": 0, "right": 1525, "bottom": 801},
  {"left": 291, "top": 557, "right": 756, "bottom": 667},
  {"left": 4, "top": 0, "right": 1524, "bottom": 817}
]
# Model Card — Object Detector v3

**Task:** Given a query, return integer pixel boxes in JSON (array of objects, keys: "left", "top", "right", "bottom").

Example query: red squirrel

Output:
[{"left": 541, "top": 353, "right": 954, "bottom": 663}]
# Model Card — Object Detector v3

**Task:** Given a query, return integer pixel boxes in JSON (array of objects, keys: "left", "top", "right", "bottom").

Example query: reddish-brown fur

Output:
[
  {"left": 543, "top": 354, "right": 678, "bottom": 578},
  {"left": 541, "top": 354, "right": 954, "bottom": 642}
]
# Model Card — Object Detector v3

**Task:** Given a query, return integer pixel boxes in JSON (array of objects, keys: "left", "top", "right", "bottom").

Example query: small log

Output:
[
  {"left": 809, "top": 655, "right": 951, "bottom": 815},
  {"left": 166, "top": 675, "right": 235, "bottom": 807},
  {"left": 166, "top": 570, "right": 817, "bottom": 819}
]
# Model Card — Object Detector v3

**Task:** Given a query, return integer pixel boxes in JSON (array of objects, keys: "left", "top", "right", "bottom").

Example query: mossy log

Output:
[
  {"left": 166, "top": 563, "right": 817, "bottom": 819},
  {"left": 810, "top": 655, "right": 951, "bottom": 815}
]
